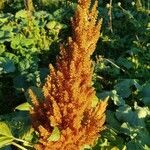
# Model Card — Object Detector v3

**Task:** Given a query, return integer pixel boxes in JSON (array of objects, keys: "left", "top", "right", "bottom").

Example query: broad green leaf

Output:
[
  {"left": 137, "top": 129, "right": 150, "bottom": 145},
  {"left": 15, "top": 102, "right": 31, "bottom": 111},
  {"left": 115, "top": 105, "right": 143, "bottom": 126},
  {"left": 39, "top": 68, "right": 49, "bottom": 83},
  {"left": 106, "top": 110, "right": 121, "bottom": 129},
  {"left": 48, "top": 127, "right": 60, "bottom": 142},
  {"left": 13, "top": 75, "right": 28, "bottom": 90},
  {"left": 0, "top": 31, "right": 13, "bottom": 43},
  {"left": 0, "top": 44, "right": 5, "bottom": 54},
  {"left": 0, "top": 122, "right": 14, "bottom": 148},
  {"left": 134, "top": 102, "right": 150, "bottom": 118},
  {"left": 0, "top": 122, "right": 13, "bottom": 137},
  {"left": 0, "top": 111, "right": 31, "bottom": 139},
  {"left": 143, "top": 145, "right": 150, "bottom": 150},
  {"left": 126, "top": 140, "right": 144, "bottom": 150},
  {"left": 53, "top": 8, "right": 65, "bottom": 20},
  {"left": 115, "top": 79, "right": 142, "bottom": 98},
  {"left": 0, "top": 137, "right": 13, "bottom": 148},
  {"left": 1, "top": 25, "right": 13, "bottom": 32},
  {"left": 55, "top": 24, "right": 64, "bottom": 30},
  {"left": 97, "top": 90, "right": 124, "bottom": 106},
  {"left": 18, "top": 60, "right": 31, "bottom": 71},
  {"left": 0, "top": 31, "right": 4, "bottom": 38},
  {"left": 10, "top": 35, "right": 21, "bottom": 49},
  {"left": 97, "top": 91, "right": 110, "bottom": 99},
  {"left": 142, "top": 84, "right": 150, "bottom": 97},
  {"left": 21, "top": 38, "right": 35, "bottom": 47},
  {"left": 0, "top": 15, "right": 9, "bottom": 23},
  {"left": 0, "top": 57, "right": 15, "bottom": 74},
  {"left": 15, "top": 10, "right": 28, "bottom": 19},
  {"left": 97, "top": 129, "right": 124, "bottom": 149},
  {"left": 111, "top": 147, "right": 120, "bottom": 150},
  {"left": 115, "top": 80, "right": 132, "bottom": 98},
  {"left": 142, "top": 97, "right": 150, "bottom": 106},
  {"left": 3, "top": 52, "right": 18, "bottom": 61},
  {"left": 110, "top": 90, "right": 125, "bottom": 106},
  {"left": 117, "top": 57, "right": 132, "bottom": 69},
  {"left": 34, "top": 11, "right": 52, "bottom": 19},
  {"left": 3, "top": 60, "right": 15, "bottom": 73},
  {"left": 46, "top": 21, "right": 57, "bottom": 29},
  {"left": 20, "top": 128, "right": 35, "bottom": 144},
  {"left": 120, "top": 122, "right": 138, "bottom": 138}
]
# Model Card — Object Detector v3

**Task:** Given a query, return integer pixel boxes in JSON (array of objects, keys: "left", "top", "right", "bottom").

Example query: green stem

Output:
[
  {"left": 105, "top": 58, "right": 125, "bottom": 72},
  {"left": 14, "top": 138, "right": 33, "bottom": 147},
  {"left": 12, "top": 142, "right": 28, "bottom": 150},
  {"left": 14, "top": 138, "right": 29, "bottom": 144}
]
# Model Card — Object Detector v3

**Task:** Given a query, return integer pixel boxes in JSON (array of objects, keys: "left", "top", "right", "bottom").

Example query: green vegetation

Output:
[{"left": 0, "top": 0, "right": 149, "bottom": 149}]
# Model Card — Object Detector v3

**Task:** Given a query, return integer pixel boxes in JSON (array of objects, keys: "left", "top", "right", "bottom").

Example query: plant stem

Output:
[
  {"left": 105, "top": 58, "right": 125, "bottom": 72},
  {"left": 14, "top": 138, "right": 33, "bottom": 147},
  {"left": 108, "top": 0, "right": 113, "bottom": 33},
  {"left": 14, "top": 138, "right": 29, "bottom": 144},
  {"left": 12, "top": 142, "right": 28, "bottom": 150}
]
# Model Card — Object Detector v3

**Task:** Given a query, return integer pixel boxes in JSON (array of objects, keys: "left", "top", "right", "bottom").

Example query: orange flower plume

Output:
[{"left": 29, "top": 0, "right": 107, "bottom": 149}]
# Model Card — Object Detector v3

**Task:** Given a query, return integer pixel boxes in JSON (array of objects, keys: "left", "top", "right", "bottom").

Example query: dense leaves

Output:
[
  {"left": 0, "top": 1, "right": 71, "bottom": 114},
  {"left": 93, "top": 0, "right": 150, "bottom": 149}
]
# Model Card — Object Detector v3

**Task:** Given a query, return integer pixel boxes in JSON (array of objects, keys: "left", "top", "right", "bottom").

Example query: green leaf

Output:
[
  {"left": 137, "top": 129, "right": 150, "bottom": 146},
  {"left": 15, "top": 10, "right": 28, "bottom": 19},
  {"left": 126, "top": 140, "right": 144, "bottom": 150},
  {"left": 21, "top": 128, "right": 35, "bottom": 144},
  {"left": 115, "top": 105, "right": 145, "bottom": 126},
  {"left": 0, "top": 44, "right": 5, "bottom": 54},
  {"left": 0, "top": 31, "right": 4, "bottom": 38},
  {"left": 0, "top": 14, "right": 9, "bottom": 23},
  {"left": 120, "top": 122, "right": 138, "bottom": 138},
  {"left": 0, "top": 122, "right": 14, "bottom": 148},
  {"left": 10, "top": 35, "right": 21, "bottom": 49},
  {"left": 97, "top": 128, "right": 124, "bottom": 149},
  {"left": 15, "top": 102, "right": 31, "bottom": 111},
  {"left": 0, "top": 111, "right": 31, "bottom": 139},
  {"left": 0, "top": 122, "right": 13, "bottom": 138},
  {"left": 142, "top": 97, "right": 150, "bottom": 106},
  {"left": 21, "top": 38, "right": 35, "bottom": 47},
  {"left": 97, "top": 91, "right": 110, "bottom": 99},
  {"left": 110, "top": 90, "right": 125, "bottom": 106},
  {"left": 106, "top": 110, "right": 121, "bottom": 129},
  {"left": 47, "top": 127, "right": 60, "bottom": 142},
  {"left": 142, "top": 84, "right": 150, "bottom": 97},
  {"left": 0, "top": 57, "right": 15, "bottom": 74},
  {"left": 92, "top": 96, "right": 99, "bottom": 107},
  {"left": 117, "top": 57, "right": 132, "bottom": 69},
  {"left": 115, "top": 79, "right": 141, "bottom": 98},
  {"left": 0, "top": 137, "right": 13, "bottom": 148},
  {"left": 46, "top": 21, "right": 57, "bottom": 29},
  {"left": 3, "top": 53, "right": 18, "bottom": 64},
  {"left": 141, "top": 84, "right": 150, "bottom": 106},
  {"left": 3, "top": 60, "right": 15, "bottom": 73},
  {"left": 134, "top": 102, "right": 150, "bottom": 118},
  {"left": 13, "top": 75, "right": 28, "bottom": 90}
]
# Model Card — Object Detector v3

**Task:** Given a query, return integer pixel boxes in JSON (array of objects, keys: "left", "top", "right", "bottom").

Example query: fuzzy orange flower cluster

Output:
[{"left": 29, "top": 0, "right": 107, "bottom": 149}]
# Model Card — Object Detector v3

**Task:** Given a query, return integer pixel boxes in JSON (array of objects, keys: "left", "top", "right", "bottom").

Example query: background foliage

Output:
[{"left": 0, "top": 0, "right": 149, "bottom": 149}]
